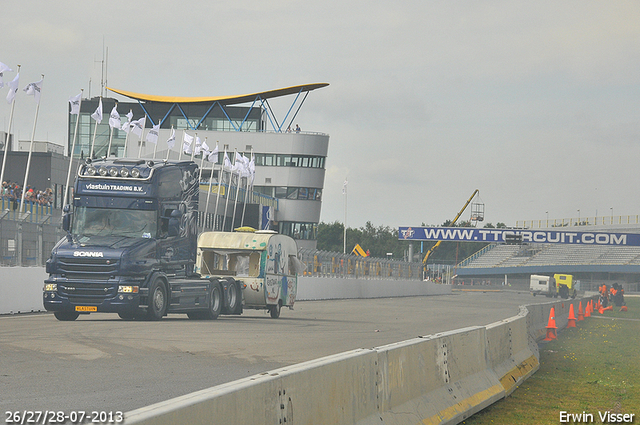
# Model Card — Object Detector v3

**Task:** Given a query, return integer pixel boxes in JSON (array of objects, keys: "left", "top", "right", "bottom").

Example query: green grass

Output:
[{"left": 463, "top": 298, "right": 640, "bottom": 425}]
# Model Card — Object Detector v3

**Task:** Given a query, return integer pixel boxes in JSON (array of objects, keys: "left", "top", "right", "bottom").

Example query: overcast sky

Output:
[{"left": 2, "top": 1, "right": 640, "bottom": 229}]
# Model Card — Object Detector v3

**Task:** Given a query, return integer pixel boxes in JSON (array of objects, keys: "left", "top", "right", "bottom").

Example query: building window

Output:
[
  {"left": 278, "top": 221, "right": 318, "bottom": 240},
  {"left": 255, "top": 186, "right": 322, "bottom": 201}
]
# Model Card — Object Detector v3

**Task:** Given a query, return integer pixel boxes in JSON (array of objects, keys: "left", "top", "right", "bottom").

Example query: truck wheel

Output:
[
  {"left": 54, "top": 311, "right": 80, "bottom": 321},
  {"left": 205, "top": 280, "right": 223, "bottom": 320},
  {"left": 223, "top": 278, "right": 243, "bottom": 315},
  {"left": 269, "top": 302, "right": 281, "bottom": 319},
  {"left": 147, "top": 278, "right": 167, "bottom": 320}
]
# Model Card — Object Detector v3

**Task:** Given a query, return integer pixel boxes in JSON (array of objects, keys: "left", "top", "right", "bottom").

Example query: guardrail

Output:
[{"left": 123, "top": 296, "right": 596, "bottom": 425}]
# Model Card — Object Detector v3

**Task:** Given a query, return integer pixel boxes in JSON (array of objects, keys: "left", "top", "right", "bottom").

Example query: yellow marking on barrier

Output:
[
  {"left": 498, "top": 355, "right": 540, "bottom": 394},
  {"left": 421, "top": 384, "right": 504, "bottom": 424}
]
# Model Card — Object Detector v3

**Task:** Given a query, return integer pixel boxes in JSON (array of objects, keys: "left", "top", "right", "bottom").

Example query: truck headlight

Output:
[
  {"left": 118, "top": 285, "right": 139, "bottom": 293},
  {"left": 44, "top": 283, "right": 57, "bottom": 291}
]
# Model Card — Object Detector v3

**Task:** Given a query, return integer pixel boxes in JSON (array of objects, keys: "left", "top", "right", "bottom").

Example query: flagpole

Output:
[
  {"left": 137, "top": 116, "right": 147, "bottom": 158},
  {"left": 20, "top": 75, "right": 44, "bottom": 215},
  {"left": 240, "top": 149, "right": 252, "bottom": 227},
  {"left": 231, "top": 150, "right": 242, "bottom": 231},
  {"left": 179, "top": 130, "right": 185, "bottom": 161},
  {"left": 152, "top": 121, "right": 159, "bottom": 159},
  {"left": 214, "top": 145, "right": 224, "bottom": 230},
  {"left": 222, "top": 148, "right": 234, "bottom": 232},
  {"left": 190, "top": 133, "right": 197, "bottom": 161},
  {"left": 123, "top": 110, "right": 132, "bottom": 158},
  {"left": 0, "top": 65, "right": 20, "bottom": 193},
  {"left": 165, "top": 126, "right": 174, "bottom": 161},
  {"left": 204, "top": 143, "right": 218, "bottom": 232},
  {"left": 107, "top": 101, "right": 116, "bottom": 158},
  {"left": 198, "top": 138, "right": 208, "bottom": 232},
  {"left": 89, "top": 96, "right": 101, "bottom": 159},
  {"left": 63, "top": 89, "right": 83, "bottom": 206}
]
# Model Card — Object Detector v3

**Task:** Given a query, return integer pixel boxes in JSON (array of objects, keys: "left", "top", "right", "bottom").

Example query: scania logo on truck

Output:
[{"left": 73, "top": 251, "right": 104, "bottom": 257}]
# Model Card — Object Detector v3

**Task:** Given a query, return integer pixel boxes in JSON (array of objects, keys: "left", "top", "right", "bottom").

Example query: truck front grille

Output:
[
  {"left": 57, "top": 257, "right": 119, "bottom": 281},
  {"left": 58, "top": 282, "right": 117, "bottom": 300}
]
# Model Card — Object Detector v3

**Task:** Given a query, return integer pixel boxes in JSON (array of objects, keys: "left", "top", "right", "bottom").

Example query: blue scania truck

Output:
[{"left": 43, "top": 158, "right": 242, "bottom": 321}]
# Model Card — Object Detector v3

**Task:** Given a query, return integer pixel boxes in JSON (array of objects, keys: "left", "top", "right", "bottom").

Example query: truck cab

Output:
[
  {"left": 554, "top": 273, "right": 577, "bottom": 299},
  {"left": 44, "top": 158, "right": 200, "bottom": 321}
]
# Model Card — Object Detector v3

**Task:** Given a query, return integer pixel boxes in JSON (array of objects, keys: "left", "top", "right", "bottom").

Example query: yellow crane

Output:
[{"left": 422, "top": 189, "right": 483, "bottom": 265}]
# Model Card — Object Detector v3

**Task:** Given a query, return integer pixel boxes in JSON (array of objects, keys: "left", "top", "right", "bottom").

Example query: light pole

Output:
[
  {"left": 577, "top": 209, "right": 580, "bottom": 225},
  {"left": 343, "top": 179, "right": 348, "bottom": 254},
  {"left": 610, "top": 207, "right": 613, "bottom": 225}
]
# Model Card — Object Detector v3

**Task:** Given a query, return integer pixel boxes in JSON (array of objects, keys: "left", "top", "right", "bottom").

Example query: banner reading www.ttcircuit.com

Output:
[{"left": 398, "top": 227, "right": 640, "bottom": 246}]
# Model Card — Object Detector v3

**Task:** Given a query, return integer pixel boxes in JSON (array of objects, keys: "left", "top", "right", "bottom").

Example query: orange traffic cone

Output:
[
  {"left": 603, "top": 305, "right": 613, "bottom": 312},
  {"left": 567, "top": 304, "right": 577, "bottom": 328},
  {"left": 585, "top": 300, "right": 591, "bottom": 318},
  {"left": 577, "top": 301, "right": 584, "bottom": 321},
  {"left": 544, "top": 307, "right": 557, "bottom": 341},
  {"left": 620, "top": 306, "right": 628, "bottom": 312}
]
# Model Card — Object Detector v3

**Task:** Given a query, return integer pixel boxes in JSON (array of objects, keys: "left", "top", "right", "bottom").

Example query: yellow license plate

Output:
[{"left": 75, "top": 306, "right": 98, "bottom": 312}]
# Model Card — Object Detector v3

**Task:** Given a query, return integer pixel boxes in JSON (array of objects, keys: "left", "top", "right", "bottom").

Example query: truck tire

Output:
[
  {"left": 204, "top": 280, "right": 223, "bottom": 319},
  {"left": 54, "top": 311, "right": 80, "bottom": 321},
  {"left": 147, "top": 277, "right": 168, "bottom": 320},
  {"left": 269, "top": 301, "right": 281, "bottom": 319},
  {"left": 223, "top": 278, "right": 243, "bottom": 315}
]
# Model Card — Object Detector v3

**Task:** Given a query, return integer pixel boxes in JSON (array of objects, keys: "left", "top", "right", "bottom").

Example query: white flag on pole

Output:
[
  {"left": 91, "top": 98, "right": 103, "bottom": 123},
  {"left": 6, "top": 73, "right": 19, "bottom": 104},
  {"left": 121, "top": 110, "right": 133, "bottom": 132},
  {"left": 23, "top": 79, "right": 43, "bottom": 104},
  {"left": 224, "top": 152, "right": 232, "bottom": 169},
  {"left": 108, "top": 105, "right": 121, "bottom": 128},
  {"left": 0, "top": 62, "right": 12, "bottom": 88},
  {"left": 201, "top": 139, "right": 210, "bottom": 155},
  {"left": 207, "top": 143, "right": 219, "bottom": 163},
  {"left": 69, "top": 92, "right": 81, "bottom": 115},
  {"left": 131, "top": 116, "right": 146, "bottom": 138},
  {"left": 183, "top": 132, "right": 194, "bottom": 154},
  {"left": 248, "top": 153, "right": 255, "bottom": 182},
  {"left": 194, "top": 137, "right": 203, "bottom": 155},
  {"left": 166, "top": 128, "right": 176, "bottom": 150},
  {"left": 146, "top": 123, "right": 160, "bottom": 144}
]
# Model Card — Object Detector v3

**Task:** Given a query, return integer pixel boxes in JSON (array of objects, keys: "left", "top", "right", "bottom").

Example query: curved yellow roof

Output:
[{"left": 106, "top": 83, "right": 329, "bottom": 105}]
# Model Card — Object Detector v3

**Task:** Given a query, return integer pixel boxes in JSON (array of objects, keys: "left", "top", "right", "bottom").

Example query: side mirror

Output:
[
  {"left": 62, "top": 205, "right": 72, "bottom": 232},
  {"left": 168, "top": 210, "right": 182, "bottom": 237}
]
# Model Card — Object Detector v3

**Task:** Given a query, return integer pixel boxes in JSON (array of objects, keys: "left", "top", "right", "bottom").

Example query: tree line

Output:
[{"left": 316, "top": 220, "right": 507, "bottom": 264}]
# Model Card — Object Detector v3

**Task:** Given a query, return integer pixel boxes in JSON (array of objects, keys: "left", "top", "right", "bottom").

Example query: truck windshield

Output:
[{"left": 72, "top": 207, "right": 157, "bottom": 238}]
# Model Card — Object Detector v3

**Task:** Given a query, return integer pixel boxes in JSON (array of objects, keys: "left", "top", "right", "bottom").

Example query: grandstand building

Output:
[
  {"left": 454, "top": 223, "right": 640, "bottom": 292},
  {"left": 69, "top": 84, "right": 330, "bottom": 249}
]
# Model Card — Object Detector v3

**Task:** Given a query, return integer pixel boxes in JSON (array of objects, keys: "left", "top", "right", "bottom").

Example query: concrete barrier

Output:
[
  {"left": 123, "top": 295, "right": 593, "bottom": 425},
  {"left": 0, "top": 266, "right": 47, "bottom": 314},
  {"left": 375, "top": 327, "right": 505, "bottom": 425},
  {"left": 124, "top": 349, "right": 380, "bottom": 425},
  {"left": 297, "top": 276, "right": 451, "bottom": 300}
]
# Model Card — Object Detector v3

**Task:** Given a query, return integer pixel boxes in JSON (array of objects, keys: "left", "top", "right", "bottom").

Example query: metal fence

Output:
[
  {"left": 298, "top": 249, "right": 427, "bottom": 280},
  {"left": 0, "top": 213, "right": 64, "bottom": 267}
]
